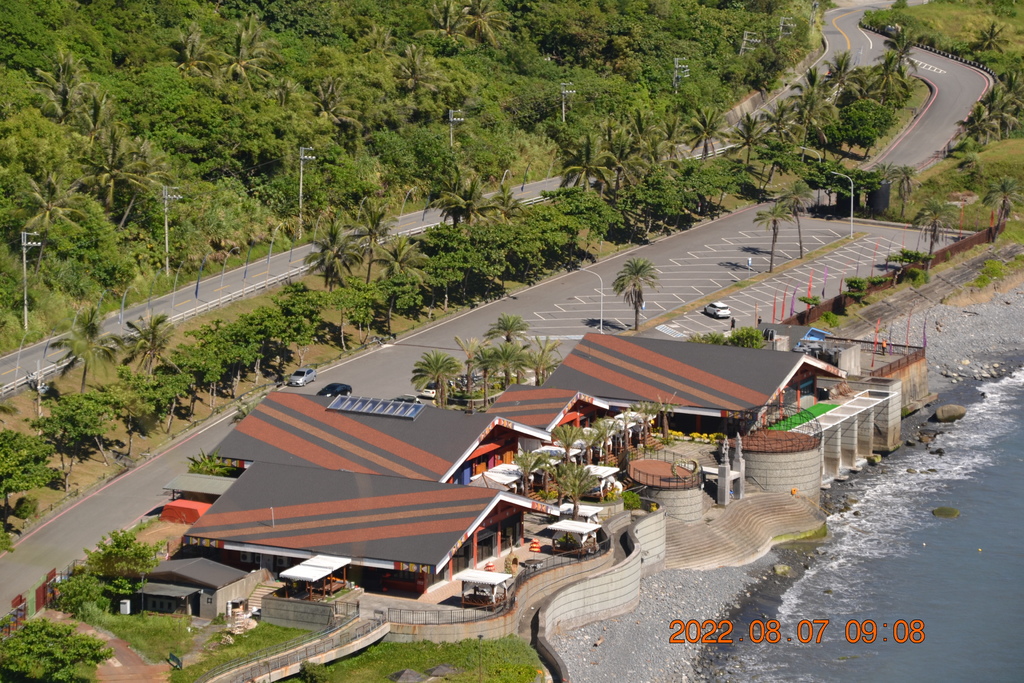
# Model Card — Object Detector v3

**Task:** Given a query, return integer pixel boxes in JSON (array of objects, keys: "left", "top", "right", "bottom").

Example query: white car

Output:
[
  {"left": 418, "top": 382, "right": 438, "bottom": 399},
  {"left": 704, "top": 302, "right": 731, "bottom": 319},
  {"left": 287, "top": 367, "right": 317, "bottom": 386}
]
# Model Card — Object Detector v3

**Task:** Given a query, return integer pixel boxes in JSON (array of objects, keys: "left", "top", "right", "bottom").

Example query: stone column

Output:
[
  {"left": 823, "top": 424, "right": 841, "bottom": 479},
  {"left": 857, "top": 406, "right": 875, "bottom": 459},
  {"left": 840, "top": 418, "right": 857, "bottom": 470},
  {"left": 734, "top": 433, "right": 745, "bottom": 500}
]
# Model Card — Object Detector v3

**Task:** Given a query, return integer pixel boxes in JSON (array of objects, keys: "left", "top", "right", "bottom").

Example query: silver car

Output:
[{"left": 287, "top": 367, "right": 317, "bottom": 386}]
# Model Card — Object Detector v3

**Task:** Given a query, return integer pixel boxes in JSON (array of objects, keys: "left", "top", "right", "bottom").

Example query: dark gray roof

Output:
[
  {"left": 141, "top": 582, "right": 201, "bottom": 598},
  {"left": 162, "top": 473, "right": 236, "bottom": 497},
  {"left": 545, "top": 333, "right": 808, "bottom": 411},
  {"left": 148, "top": 557, "right": 249, "bottom": 589}
]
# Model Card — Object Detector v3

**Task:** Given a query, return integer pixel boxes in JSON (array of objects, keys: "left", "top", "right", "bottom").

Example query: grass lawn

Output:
[
  {"left": 169, "top": 623, "right": 307, "bottom": 683},
  {"left": 768, "top": 403, "right": 838, "bottom": 430},
  {"left": 91, "top": 612, "right": 194, "bottom": 664},
  {"left": 319, "top": 636, "right": 542, "bottom": 683}
]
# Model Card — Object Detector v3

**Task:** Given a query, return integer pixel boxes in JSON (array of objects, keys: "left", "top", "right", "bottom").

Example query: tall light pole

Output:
[
  {"left": 162, "top": 186, "right": 182, "bottom": 276},
  {"left": 219, "top": 246, "right": 241, "bottom": 303},
  {"left": 298, "top": 147, "right": 315, "bottom": 239},
  {"left": 266, "top": 223, "right": 283, "bottom": 288},
  {"left": 560, "top": 82, "right": 575, "bottom": 123},
  {"left": 170, "top": 261, "right": 186, "bottom": 310},
  {"left": 118, "top": 286, "right": 135, "bottom": 330},
  {"left": 582, "top": 268, "right": 604, "bottom": 334},
  {"left": 448, "top": 109, "right": 464, "bottom": 147},
  {"left": 799, "top": 146, "right": 822, "bottom": 162},
  {"left": 21, "top": 231, "right": 41, "bottom": 331},
  {"left": 830, "top": 171, "right": 855, "bottom": 238}
]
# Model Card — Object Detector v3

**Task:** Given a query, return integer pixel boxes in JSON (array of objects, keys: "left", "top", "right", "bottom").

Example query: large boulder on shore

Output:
[{"left": 935, "top": 404, "right": 967, "bottom": 423}]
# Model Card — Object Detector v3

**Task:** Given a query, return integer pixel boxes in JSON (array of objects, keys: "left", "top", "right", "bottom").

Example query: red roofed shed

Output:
[{"left": 161, "top": 500, "right": 212, "bottom": 525}]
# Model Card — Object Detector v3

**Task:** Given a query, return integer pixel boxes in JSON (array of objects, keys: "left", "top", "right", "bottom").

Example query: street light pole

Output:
[
  {"left": 448, "top": 109, "right": 464, "bottom": 147},
  {"left": 162, "top": 186, "right": 182, "bottom": 276},
  {"left": 830, "top": 171, "right": 855, "bottom": 238},
  {"left": 266, "top": 224, "right": 283, "bottom": 288},
  {"left": 21, "top": 231, "right": 41, "bottom": 331},
  {"left": 118, "top": 286, "right": 135, "bottom": 330},
  {"left": 560, "top": 82, "right": 575, "bottom": 123},
  {"left": 219, "top": 246, "right": 240, "bottom": 303},
  {"left": 170, "top": 261, "right": 185, "bottom": 310},
  {"left": 582, "top": 268, "right": 605, "bottom": 334},
  {"left": 799, "top": 146, "right": 822, "bottom": 162},
  {"left": 298, "top": 147, "right": 315, "bottom": 239}
]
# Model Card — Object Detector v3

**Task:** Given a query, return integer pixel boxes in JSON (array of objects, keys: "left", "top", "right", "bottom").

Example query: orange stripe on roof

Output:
[
  {"left": 235, "top": 417, "right": 377, "bottom": 474},
  {"left": 269, "top": 393, "right": 456, "bottom": 476},
  {"left": 586, "top": 336, "right": 770, "bottom": 406},
  {"left": 196, "top": 485, "right": 493, "bottom": 528},
  {"left": 493, "top": 387, "right": 578, "bottom": 403},
  {"left": 220, "top": 517, "right": 476, "bottom": 551}
]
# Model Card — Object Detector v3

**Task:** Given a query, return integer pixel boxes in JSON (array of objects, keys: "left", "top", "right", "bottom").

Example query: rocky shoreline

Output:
[{"left": 552, "top": 282, "right": 1024, "bottom": 683}]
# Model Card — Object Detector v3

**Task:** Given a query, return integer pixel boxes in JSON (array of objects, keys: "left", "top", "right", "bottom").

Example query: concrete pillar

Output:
[
  {"left": 734, "top": 434, "right": 745, "bottom": 499},
  {"left": 823, "top": 424, "right": 841, "bottom": 479},
  {"left": 717, "top": 461, "right": 729, "bottom": 506},
  {"left": 840, "top": 419, "right": 857, "bottom": 470},
  {"left": 871, "top": 385, "right": 901, "bottom": 452},
  {"left": 857, "top": 407, "right": 875, "bottom": 459}
]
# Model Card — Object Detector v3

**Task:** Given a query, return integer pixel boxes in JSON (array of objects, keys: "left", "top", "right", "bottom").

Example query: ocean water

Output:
[{"left": 715, "top": 368, "right": 1024, "bottom": 682}]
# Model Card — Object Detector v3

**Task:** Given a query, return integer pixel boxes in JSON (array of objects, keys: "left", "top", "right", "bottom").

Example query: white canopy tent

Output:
[
  {"left": 454, "top": 569, "right": 514, "bottom": 609},
  {"left": 546, "top": 519, "right": 602, "bottom": 554},
  {"left": 280, "top": 555, "right": 351, "bottom": 598},
  {"left": 559, "top": 503, "right": 602, "bottom": 523}
]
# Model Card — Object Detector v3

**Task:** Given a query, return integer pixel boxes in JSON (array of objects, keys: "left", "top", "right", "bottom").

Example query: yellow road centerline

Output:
[{"left": 833, "top": 10, "right": 858, "bottom": 52}]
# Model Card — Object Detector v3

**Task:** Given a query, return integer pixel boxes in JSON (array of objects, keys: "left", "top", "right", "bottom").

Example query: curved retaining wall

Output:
[
  {"left": 744, "top": 447, "right": 821, "bottom": 503},
  {"left": 535, "top": 510, "right": 667, "bottom": 682},
  {"left": 649, "top": 486, "right": 706, "bottom": 523}
]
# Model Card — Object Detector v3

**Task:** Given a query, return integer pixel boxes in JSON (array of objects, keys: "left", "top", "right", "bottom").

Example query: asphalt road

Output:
[{"left": 0, "top": 2, "right": 992, "bottom": 609}]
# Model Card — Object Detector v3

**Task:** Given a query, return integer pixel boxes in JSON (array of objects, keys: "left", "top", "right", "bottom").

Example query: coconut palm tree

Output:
[
  {"left": 602, "top": 127, "right": 644, "bottom": 196},
  {"left": 912, "top": 198, "right": 957, "bottom": 255},
  {"left": 169, "top": 23, "right": 220, "bottom": 78},
  {"left": 418, "top": 0, "right": 471, "bottom": 45},
  {"left": 304, "top": 222, "right": 362, "bottom": 291},
  {"left": 528, "top": 336, "right": 561, "bottom": 385},
  {"left": 983, "top": 176, "right": 1024, "bottom": 235},
  {"left": 776, "top": 181, "right": 813, "bottom": 258},
  {"left": 960, "top": 101, "right": 999, "bottom": 145},
  {"left": 222, "top": 14, "right": 280, "bottom": 88},
  {"left": 394, "top": 44, "right": 442, "bottom": 93},
  {"left": 873, "top": 50, "right": 913, "bottom": 105},
  {"left": 454, "top": 336, "right": 483, "bottom": 398},
  {"left": 489, "top": 184, "right": 524, "bottom": 223},
  {"left": 33, "top": 50, "right": 89, "bottom": 124},
  {"left": 975, "top": 21, "right": 1009, "bottom": 53},
  {"left": 552, "top": 463, "right": 600, "bottom": 519},
  {"left": 53, "top": 306, "right": 121, "bottom": 392},
  {"left": 187, "top": 450, "right": 233, "bottom": 476},
  {"left": 486, "top": 313, "right": 530, "bottom": 343},
  {"left": 76, "top": 89, "right": 115, "bottom": 141},
  {"left": 551, "top": 423, "right": 586, "bottom": 464},
  {"left": 120, "top": 314, "right": 175, "bottom": 375},
  {"left": 360, "top": 23, "right": 395, "bottom": 55},
  {"left": 763, "top": 101, "right": 800, "bottom": 144},
  {"left": 559, "top": 133, "right": 612, "bottom": 192},
  {"left": 82, "top": 124, "right": 171, "bottom": 216},
  {"left": 686, "top": 106, "right": 726, "bottom": 160},
  {"left": 894, "top": 165, "right": 918, "bottom": 218},
  {"left": 374, "top": 235, "right": 428, "bottom": 281},
  {"left": 412, "top": 350, "right": 462, "bottom": 408},
  {"left": 314, "top": 76, "right": 363, "bottom": 133},
  {"left": 884, "top": 29, "right": 916, "bottom": 66},
  {"left": 825, "top": 50, "right": 855, "bottom": 93},
  {"left": 754, "top": 202, "right": 794, "bottom": 272},
  {"left": 514, "top": 450, "right": 549, "bottom": 495},
  {"left": 613, "top": 257, "right": 660, "bottom": 331},
  {"left": 432, "top": 173, "right": 494, "bottom": 227},
  {"left": 491, "top": 341, "right": 528, "bottom": 389},
  {"left": 730, "top": 113, "right": 769, "bottom": 166},
  {"left": 464, "top": 0, "right": 509, "bottom": 47},
  {"left": 473, "top": 345, "right": 500, "bottom": 405},
  {"left": 351, "top": 198, "right": 396, "bottom": 282}
]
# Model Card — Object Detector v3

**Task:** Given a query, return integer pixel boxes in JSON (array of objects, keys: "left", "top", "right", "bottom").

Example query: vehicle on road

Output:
[
  {"left": 287, "top": 367, "right": 317, "bottom": 386},
  {"left": 392, "top": 395, "right": 422, "bottom": 404},
  {"left": 418, "top": 382, "right": 438, "bottom": 399},
  {"left": 704, "top": 302, "right": 731, "bottom": 318},
  {"left": 316, "top": 383, "right": 353, "bottom": 397}
]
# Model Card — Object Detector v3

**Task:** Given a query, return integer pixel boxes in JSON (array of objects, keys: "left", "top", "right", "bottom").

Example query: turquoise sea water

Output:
[{"left": 719, "top": 368, "right": 1024, "bottom": 682}]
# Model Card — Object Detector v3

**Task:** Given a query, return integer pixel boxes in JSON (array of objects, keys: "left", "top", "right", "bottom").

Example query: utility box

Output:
[
  {"left": 120, "top": 599, "right": 131, "bottom": 615},
  {"left": 867, "top": 180, "right": 891, "bottom": 215}
]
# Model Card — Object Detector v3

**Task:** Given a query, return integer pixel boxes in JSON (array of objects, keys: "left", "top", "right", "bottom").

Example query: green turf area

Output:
[{"left": 768, "top": 403, "right": 837, "bottom": 430}]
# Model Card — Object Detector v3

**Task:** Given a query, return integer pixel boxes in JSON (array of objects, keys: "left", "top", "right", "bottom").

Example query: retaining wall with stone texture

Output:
[
  {"left": 745, "top": 446, "right": 821, "bottom": 503},
  {"left": 649, "top": 486, "right": 707, "bottom": 523}
]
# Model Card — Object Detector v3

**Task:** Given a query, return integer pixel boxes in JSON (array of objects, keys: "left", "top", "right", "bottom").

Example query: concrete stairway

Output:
[
  {"left": 664, "top": 492, "right": 826, "bottom": 570},
  {"left": 248, "top": 581, "right": 284, "bottom": 612}
]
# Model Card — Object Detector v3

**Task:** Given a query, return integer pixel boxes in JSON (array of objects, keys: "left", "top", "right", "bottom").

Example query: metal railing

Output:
[
  {"left": 386, "top": 533, "right": 611, "bottom": 625},
  {"left": 627, "top": 465, "right": 704, "bottom": 490}
]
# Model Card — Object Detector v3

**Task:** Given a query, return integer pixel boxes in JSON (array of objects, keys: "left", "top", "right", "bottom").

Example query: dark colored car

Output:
[{"left": 317, "top": 383, "right": 353, "bottom": 397}]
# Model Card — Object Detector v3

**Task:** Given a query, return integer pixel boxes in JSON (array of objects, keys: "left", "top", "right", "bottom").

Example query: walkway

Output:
[{"left": 663, "top": 492, "right": 826, "bottom": 570}]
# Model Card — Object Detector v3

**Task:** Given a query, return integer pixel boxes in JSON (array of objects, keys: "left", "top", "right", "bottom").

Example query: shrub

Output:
[
  {"left": 820, "top": 311, "right": 840, "bottom": 327},
  {"left": 906, "top": 268, "right": 930, "bottom": 287},
  {"left": 622, "top": 491, "right": 642, "bottom": 510},
  {"left": 980, "top": 259, "right": 1006, "bottom": 280},
  {"left": 299, "top": 662, "right": 330, "bottom": 683},
  {"left": 798, "top": 295, "right": 821, "bottom": 307},
  {"left": 54, "top": 572, "right": 108, "bottom": 620},
  {"left": 12, "top": 495, "right": 38, "bottom": 520},
  {"left": 867, "top": 275, "right": 890, "bottom": 286}
]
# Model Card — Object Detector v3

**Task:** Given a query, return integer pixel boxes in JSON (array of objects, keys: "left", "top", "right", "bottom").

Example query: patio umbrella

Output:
[{"left": 388, "top": 669, "right": 427, "bottom": 682}]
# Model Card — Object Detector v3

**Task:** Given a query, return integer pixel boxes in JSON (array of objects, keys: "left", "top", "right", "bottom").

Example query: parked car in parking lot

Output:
[
  {"left": 392, "top": 395, "right": 422, "bottom": 404},
  {"left": 704, "top": 301, "right": 731, "bottom": 318},
  {"left": 418, "top": 382, "right": 438, "bottom": 399},
  {"left": 287, "top": 367, "right": 317, "bottom": 386},
  {"left": 316, "top": 383, "right": 353, "bottom": 397}
]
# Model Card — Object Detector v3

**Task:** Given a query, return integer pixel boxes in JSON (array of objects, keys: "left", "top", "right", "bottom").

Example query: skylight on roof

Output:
[{"left": 326, "top": 395, "right": 425, "bottom": 419}]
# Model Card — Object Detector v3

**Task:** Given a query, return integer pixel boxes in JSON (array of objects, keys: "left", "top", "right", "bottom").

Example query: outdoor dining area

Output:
[
  {"left": 546, "top": 519, "right": 602, "bottom": 556},
  {"left": 454, "top": 568, "right": 514, "bottom": 610},
  {"left": 279, "top": 555, "right": 352, "bottom": 601}
]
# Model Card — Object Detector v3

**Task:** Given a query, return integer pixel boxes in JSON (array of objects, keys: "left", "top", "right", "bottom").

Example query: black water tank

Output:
[{"left": 867, "top": 180, "right": 892, "bottom": 215}]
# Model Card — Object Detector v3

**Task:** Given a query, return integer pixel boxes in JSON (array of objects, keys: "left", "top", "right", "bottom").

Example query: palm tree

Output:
[
  {"left": 222, "top": 14, "right": 280, "bottom": 88},
  {"left": 120, "top": 314, "right": 175, "bottom": 375},
  {"left": 304, "top": 222, "right": 362, "bottom": 291},
  {"left": 82, "top": 123, "right": 170, "bottom": 214},
  {"left": 528, "top": 336, "right": 561, "bottom": 385},
  {"left": 983, "top": 176, "right": 1024, "bottom": 235},
  {"left": 169, "top": 24, "right": 220, "bottom": 78},
  {"left": 976, "top": 21, "right": 1009, "bottom": 54},
  {"left": 394, "top": 44, "right": 442, "bottom": 93},
  {"left": 485, "top": 313, "right": 530, "bottom": 343},
  {"left": 613, "top": 257, "right": 660, "bottom": 331},
  {"left": 412, "top": 350, "right": 462, "bottom": 408},
  {"left": 582, "top": 419, "right": 613, "bottom": 465},
  {"left": 33, "top": 50, "right": 89, "bottom": 124},
  {"left": 19, "top": 171, "right": 85, "bottom": 269},
  {"left": 454, "top": 336, "right": 484, "bottom": 398},
  {"left": 53, "top": 306, "right": 121, "bottom": 392},
  {"left": 187, "top": 450, "right": 233, "bottom": 476},
  {"left": 960, "top": 101, "right": 1000, "bottom": 145},
  {"left": 314, "top": 77, "right": 363, "bottom": 133},
  {"left": 432, "top": 173, "right": 495, "bottom": 227},
  {"left": 551, "top": 423, "right": 585, "bottom": 464},
  {"left": 351, "top": 198, "right": 396, "bottom": 282},
  {"left": 912, "top": 198, "right": 956, "bottom": 255},
  {"left": 514, "top": 450, "right": 549, "bottom": 495},
  {"left": 873, "top": 50, "right": 913, "bottom": 105},
  {"left": 686, "top": 106, "right": 726, "bottom": 160},
  {"left": 763, "top": 101, "right": 800, "bottom": 144},
  {"left": 602, "top": 127, "right": 644, "bottom": 196},
  {"left": 360, "top": 23, "right": 395, "bottom": 55},
  {"left": 754, "top": 202, "right": 794, "bottom": 272},
  {"left": 825, "top": 50, "right": 855, "bottom": 93},
  {"left": 559, "top": 133, "right": 612, "bottom": 192},
  {"left": 464, "top": 0, "right": 509, "bottom": 47},
  {"left": 491, "top": 341, "right": 528, "bottom": 389},
  {"left": 419, "top": 0, "right": 470, "bottom": 44},
  {"left": 730, "top": 112, "right": 769, "bottom": 166},
  {"left": 894, "top": 165, "right": 918, "bottom": 218},
  {"left": 76, "top": 89, "right": 115, "bottom": 141},
  {"left": 375, "top": 235, "right": 427, "bottom": 332},
  {"left": 473, "top": 345, "right": 500, "bottom": 405},
  {"left": 552, "top": 463, "right": 600, "bottom": 519},
  {"left": 884, "top": 29, "right": 916, "bottom": 65},
  {"left": 794, "top": 85, "right": 837, "bottom": 149},
  {"left": 776, "top": 181, "right": 813, "bottom": 258},
  {"left": 489, "top": 184, "right": 524, "bottom": 223}
]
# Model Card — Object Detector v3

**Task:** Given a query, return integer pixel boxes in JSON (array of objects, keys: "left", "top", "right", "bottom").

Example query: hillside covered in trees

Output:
[{"left": 0, "top": 0, "right": 816, "bottom": 346}]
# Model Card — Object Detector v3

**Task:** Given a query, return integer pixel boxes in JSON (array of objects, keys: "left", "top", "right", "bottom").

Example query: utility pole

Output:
[
  {"left": 673, "top": 58, "right": 689, "bottom": 93},
  {"left": 21, "top": 231, "right": 41, "bottom": 331},
  {"left": 162, "top": 186, "right": 182, "bottom": 276},
  {"left": 779, "top": 16, "right": 795, "bottom": 38},
  {"left": 298, "top": 147, "right": 315, "bottom": 239},
  {"left": 739, "top": 31, "right": 761, "bottom": 55},
  {"left": 560, "top": 82, "right": 575, "bottom": 123},
  {"left": 448, "top": 109, "right": 464, "bottom": 147}
]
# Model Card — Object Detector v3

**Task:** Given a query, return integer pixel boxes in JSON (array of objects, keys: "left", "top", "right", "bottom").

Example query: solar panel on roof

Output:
[{"left": 327, "top": 395, "right": 424, "bottom": 419}]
